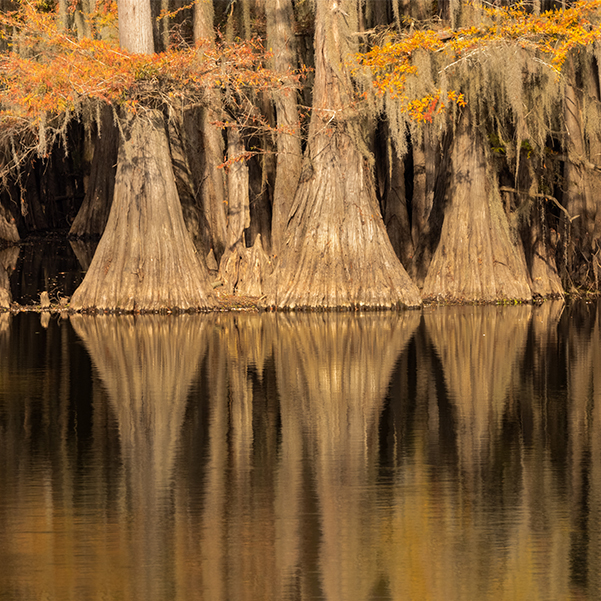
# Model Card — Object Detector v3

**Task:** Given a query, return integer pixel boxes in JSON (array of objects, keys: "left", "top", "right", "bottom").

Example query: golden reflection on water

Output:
[{"left": 1, "top": 304, "right": 601, "bottom": 600}]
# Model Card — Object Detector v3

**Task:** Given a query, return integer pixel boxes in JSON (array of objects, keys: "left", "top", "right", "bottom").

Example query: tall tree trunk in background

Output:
[
  {"left": 193, "top": 0, "right": 228, "bottom": 261},
  {"left": 71, "top": 0, "right": 215, "bottom": 311},
  {"left": 515, "top": 158, "right": 564, "bottom": 297},
  {"left": 67, "top": 1, "right": 118, "bottom": 240},
  {"left": 411, "top": 129, "right": 436, "bottom": 250},
  {"left": 561, "top": 58, "right": 601, "bottom": 291},
  {"left": 266, "top": 0, "right": 302, "bottom": 256},
  {"left": 218, "top": 0, "right": 273, "bottom": 296},
  {"left": 235, "top": 0, "right": 274, "bottom": 258},
  {"left": 219, "top": 127, "right": 273, "bottom": 296},
  {"left": 220, "top": 127, "right": 250, "bottom": 288},
  {"left": 420, "top": 112, "right": 533, "bottom": 302},
  {"left": 117, "top": 0, "right": 153, "bottom": 54},
  {"left": 378, "top": 126, "right": 413, "bottom": 267},
  {"left": 271, "top": 0, "right": 421, "bottom": 309}
]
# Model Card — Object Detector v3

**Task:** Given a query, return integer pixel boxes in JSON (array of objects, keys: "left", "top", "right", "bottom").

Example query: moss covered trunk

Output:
[
  {"left": 271, "top": 0, "right": 421, "bottom": 309},
  {"left": 421, "top": 114, "right": 533, "bottom": 303},
  {"left": 70, "top": 110, "right": 216, "bottom": 311}
]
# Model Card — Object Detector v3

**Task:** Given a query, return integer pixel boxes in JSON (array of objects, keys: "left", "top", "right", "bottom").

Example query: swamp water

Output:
[{"left": 0, "top": 302, "right": 599, "bottom": 600}]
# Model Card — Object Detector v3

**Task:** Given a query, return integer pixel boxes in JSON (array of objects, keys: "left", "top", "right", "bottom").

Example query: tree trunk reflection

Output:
[
  {"left": 274, "top": 312, "right": 420, "bottom": 600},
  {"left": 71, "top": 314, "right": 209, "bottom": 601},
  {"left": 3, "top": 306, "right": 601, "bottom": 600}
]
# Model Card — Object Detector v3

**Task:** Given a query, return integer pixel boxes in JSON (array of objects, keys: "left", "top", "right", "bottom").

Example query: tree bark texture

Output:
[
  {"left": 219, "top": 128, "right": 273, "bottom": 296},
  {"left": 379, "top": 129, "right": 414, "bottom": 268},
  {"left": 117, "top": 0, "right": 154, "bottom": 54},
  {"left": 266, "top": 0, "right": 302, "bottom": 255},
  {"left": 271, "top": 0, "right": 421, "bottom": 309},
  {"left": 167, "top": 109, "right": 214, "bottom": 258},
  {"left": 194, "top": 0, "right": 228, "bottom": 261},
  {"left": 70, "top": 110, "right": 216, "bottom": 311},
  {"left": 562, "top": 60, "right": 601, "bottom": 290},
  {"left": 411, "top": 130, "right": 436, "bottom": 250},
  {"left": 514, "top": 158, "right": 564, "bottom": 297},
  {"left": 421, "top": 113, "right": 533, "bottom": 302}
]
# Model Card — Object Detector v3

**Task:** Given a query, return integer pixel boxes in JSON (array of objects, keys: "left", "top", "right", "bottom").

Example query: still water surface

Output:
[{"left": 0, "top": 303, "right": 599, "bottom": 600}]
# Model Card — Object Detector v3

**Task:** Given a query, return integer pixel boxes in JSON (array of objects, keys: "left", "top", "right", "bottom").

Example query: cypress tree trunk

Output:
[
  {"left": 562, "top": 59, "right": 601, "bottom": 290},
  {"left": 71, "top": 0, "right": 215, "bottom": 311},
  {"left": 266, "top": 0, "right": 302, "bottom": 255},
  {"left": 514, "top": 158, "right": 564, "bottom": 297},
  {"left": 421, "top": 113, "right": 533, "bottom": 302},
  {"left": 380, "top": 129, "right": 413, "bottom": 267},
  {"left": 411, "top": 130, "right": 436, "bottom": 250},
  {"left": 219, "top": 128, "right": 273, "bottom": 296},
  {"left": 70, "top": 111, "right": 216, "bottom": 311},
  {"left": 271, "top": 0, "right": 421, "bottom": 309},
  {"left": 194, "top": 0, "right": 228, "bottom": 261}
]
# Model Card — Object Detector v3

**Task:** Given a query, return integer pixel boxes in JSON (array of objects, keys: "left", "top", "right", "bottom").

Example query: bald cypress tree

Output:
[
  {"left": 271, "top": 0, "right": 421, "bottom": 309},
  {"left": 70, "top": 0, "right": 216, "bottom": 311}
]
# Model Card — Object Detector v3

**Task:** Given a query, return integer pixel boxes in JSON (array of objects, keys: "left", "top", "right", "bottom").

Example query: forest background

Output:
[{"left": 0, "top": 0, "right": 600, "bottom": 311}]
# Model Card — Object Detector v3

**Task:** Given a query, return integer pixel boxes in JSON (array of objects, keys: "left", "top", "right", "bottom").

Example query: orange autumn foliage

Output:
[
  {"left": 0, "top": 0, "right": 286, "bottom": 159},
  {"left": 358, "top": 0, "right": 601, "bottom": 122}
]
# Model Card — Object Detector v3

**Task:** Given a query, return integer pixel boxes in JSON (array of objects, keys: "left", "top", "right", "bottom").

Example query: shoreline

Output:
[{"left": 2, "top": 292, "right": 591, "bottom": 316}]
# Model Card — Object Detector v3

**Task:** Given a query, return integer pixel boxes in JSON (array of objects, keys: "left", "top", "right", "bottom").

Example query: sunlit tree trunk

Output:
[
  {"left": 71, "top": 0, "right": 216, "bottom": 311},
  {"left": 266, "top": 0, "right": 302, "bottom": 256},
  {"left": 271, "top": 0, "right": 421, "bottom": 309},
  {"left": 217, "top": 0, "right": 273, "bottom": 295},
  {"left": 193, "top": 0, "right": 228, "bottom": 261},
  {"left": 420, "top": 113, "right": 533, "bottom": 302}
]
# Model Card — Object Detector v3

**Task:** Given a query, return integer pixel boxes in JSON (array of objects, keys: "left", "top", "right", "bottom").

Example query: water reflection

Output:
[
  {"left": 274, "top": 312, "right": 420, "bottom": 601},
  {"left": 2, "top": 305, "right": 601, "bottom": 600},
  {"left": 425, "top": 305, "right": 532, "bottom": 472},
  {"left": 71, "top": 314, "right": 209, "bottom": 601}
]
